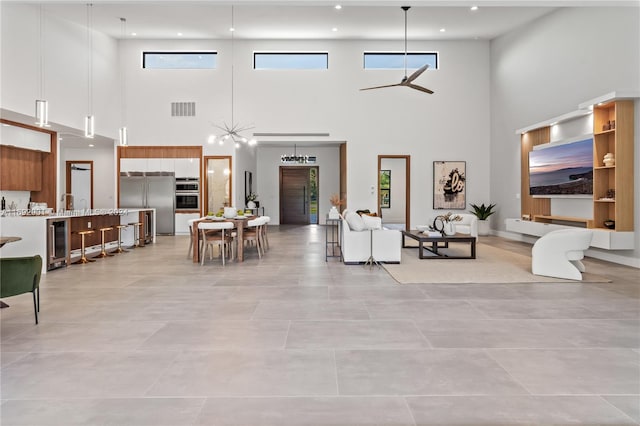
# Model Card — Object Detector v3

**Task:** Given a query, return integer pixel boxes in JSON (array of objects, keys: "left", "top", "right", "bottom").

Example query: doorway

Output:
[
  {"left": 280, "top": 166, "right": 319, "bottom": 225},
  {"left": 378, "top": 155, "right": 410, "bottom": 231},
  {"left": 65, "top": 161, "right": 93, "bottom": 210}
]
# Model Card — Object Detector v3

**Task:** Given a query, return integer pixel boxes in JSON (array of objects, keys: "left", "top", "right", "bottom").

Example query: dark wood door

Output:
[{"left": 280, "top": 167, "right": 310, "bottom": 224}]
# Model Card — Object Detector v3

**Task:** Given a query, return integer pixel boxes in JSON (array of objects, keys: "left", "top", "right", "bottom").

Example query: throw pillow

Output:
[
  {"left": 361, "top": 214, "right": 382, "bottom": 230},
  {"left": 345, "top": 211, "right": 365, "bottom": 231}
]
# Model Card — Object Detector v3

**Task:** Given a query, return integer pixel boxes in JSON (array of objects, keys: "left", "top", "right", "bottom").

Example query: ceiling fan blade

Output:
[
  {"left": 360, "top": 83, "right": 402, "bottom": 91},
  {"left": 407, "top": 83, "right": 434, "bottom": 94},
  {"left": 404, "top": 64, "right": 430, "bottom": 84}
]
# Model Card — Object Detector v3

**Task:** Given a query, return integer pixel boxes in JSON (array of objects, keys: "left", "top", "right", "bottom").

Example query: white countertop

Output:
[{"left": 0, "top": 208, "right": 152, "bottom": 219}]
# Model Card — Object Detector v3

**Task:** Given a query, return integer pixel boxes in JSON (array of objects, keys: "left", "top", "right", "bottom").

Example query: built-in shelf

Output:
[
  {"left": 533, "top": 215, "right": 592, "bottom": 227},
  {"left": 594, "top": 128, "right": 616, "bottom": 136},
  {"left": 594, "top": 199, "right": 615, "bottom": 203},
  {"left": 594, "top": 166, "right": 615, "bottom": 170}
]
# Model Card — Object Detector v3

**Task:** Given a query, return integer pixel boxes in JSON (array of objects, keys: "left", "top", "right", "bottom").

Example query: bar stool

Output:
[
  {"left": 113, "top": 224, "right": 129, "bottom": 254},
  {"left": 73, "top": 229, "right": 95, "bottom": 264},
  {"left": 96, "top": 226, "right": 114, "bottom": 258},
  {"left": 128, "top": 222, "right": 143, "bottom": 248}
]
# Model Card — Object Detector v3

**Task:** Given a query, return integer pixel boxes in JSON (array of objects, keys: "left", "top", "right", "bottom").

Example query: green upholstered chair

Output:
[{"left": 0, "top": 255, "right": 42, "bottom": 324}]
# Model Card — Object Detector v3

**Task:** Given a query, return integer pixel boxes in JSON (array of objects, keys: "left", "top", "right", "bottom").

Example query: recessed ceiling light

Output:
[
  {"left": 88, "top": 144, "right": 94, "bottom": 147},
  {"left": 131, "top": 32, "right": 137, "bottom": 36},
  {"left": 229, "top": 27, "right": 235, "bottom": 32},
  {"left": 335, "top": 5, "right": 342, "bottom": 10},
  {"left": 177, "top": 32, "right": 183, "bottom": 36},
  {"left": 470, "top": 6, "right": 479, "bottom": 11},
  {"left": 332, "top": 27, "right": 338, "bottom": 32},
  {"left": 439, "top": 28, "right": 446, "bottom": 32}
]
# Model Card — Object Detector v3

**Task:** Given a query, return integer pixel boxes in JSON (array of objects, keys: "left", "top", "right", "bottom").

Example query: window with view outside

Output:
[
  {"left": 143, "top": 52, "right": 217, "bottom": 69},
  {"left": 364, "top": 52, "right": 438, "bottom": 70},
  {"left": 254, "top": 52, "right": 328, "bottom": 70}
]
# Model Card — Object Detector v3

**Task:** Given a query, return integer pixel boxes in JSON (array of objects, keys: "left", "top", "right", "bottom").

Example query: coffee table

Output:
[{"left": 401, "top": 230, "right": 476, "bottom": 259}]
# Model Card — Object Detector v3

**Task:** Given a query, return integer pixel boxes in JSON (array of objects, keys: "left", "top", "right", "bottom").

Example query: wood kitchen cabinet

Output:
[{"left": 0, "top": 145, "right": 43, "bottom": 191}]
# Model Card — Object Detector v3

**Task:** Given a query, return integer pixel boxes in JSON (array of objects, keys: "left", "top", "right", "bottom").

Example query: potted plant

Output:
[
  {"left": 328, "top": 193, "right": 344, "bottom": 219},
  {"left": 469, "top": 203, "right": 496, "bottom": 236}
]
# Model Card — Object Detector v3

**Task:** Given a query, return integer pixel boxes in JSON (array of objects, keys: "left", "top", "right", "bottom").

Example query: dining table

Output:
[{"left": 191, "top": 216, "right": 251, "bottom": 263}]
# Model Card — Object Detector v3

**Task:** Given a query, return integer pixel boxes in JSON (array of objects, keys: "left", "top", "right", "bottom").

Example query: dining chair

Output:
[
  {"left": 198, "top": 221, "right": 235, "bottom": 266},
  {"left": 242, "top": 217, "right": 265, "bottom": 259},
  {"left": 261, "top": 216, "right": 271, "bottom": 251},
  {"left": 187, "top": 217, "right": 208, "bottom": 259}
]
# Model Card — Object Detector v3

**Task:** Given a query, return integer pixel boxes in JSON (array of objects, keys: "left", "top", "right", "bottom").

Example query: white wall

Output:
[
  {"left": 257, "top": 145, "right": 340, "bottom": 225},
  {"left": 60, "top": 145, "right": 117, "bottom": 209},
  {"left": 1, "top": 3, "right": 120, "bottom": 139},
  {"left": 3, "top": 4, "right": 492, "bottom": 241},
  {"left": 490, "top": 6, "right": 640, "bottom": 266},
  {"left": 119, "top": 37, "right": 491, "bottom": 227}
]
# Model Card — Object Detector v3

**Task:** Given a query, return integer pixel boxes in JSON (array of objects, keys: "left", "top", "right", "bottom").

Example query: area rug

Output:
[{"left": 383, "top": 243, "right": 610, "bottom": 284}]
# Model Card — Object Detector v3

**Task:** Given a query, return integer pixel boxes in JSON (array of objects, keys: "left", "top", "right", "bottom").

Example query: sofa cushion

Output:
[
  {"left": 361, "top": 214, "right": 382, "bottom": 230},
  {"left": 345, "top": 211, "right": 365, "bottom": 231}
]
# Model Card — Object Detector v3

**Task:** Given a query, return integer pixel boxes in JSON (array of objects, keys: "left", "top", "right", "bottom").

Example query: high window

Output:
[
  {"left": 143, "top": 52, "right": 217, "bottom": 69},
  {"left": 363, "top": 52, "right": 438, "bottom": 70},
  {"left": 254, "top": 52, "right": 328, "bottom": 70}
]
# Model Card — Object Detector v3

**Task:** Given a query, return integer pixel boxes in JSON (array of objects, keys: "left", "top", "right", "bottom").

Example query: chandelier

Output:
[{"left": 209, "top": 6, "right": 256, "bottom": 148}]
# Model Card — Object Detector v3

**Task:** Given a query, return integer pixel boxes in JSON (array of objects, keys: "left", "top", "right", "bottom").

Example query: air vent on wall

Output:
[{"left": 171, "top": 102, "right": 196, "bottom": 117}]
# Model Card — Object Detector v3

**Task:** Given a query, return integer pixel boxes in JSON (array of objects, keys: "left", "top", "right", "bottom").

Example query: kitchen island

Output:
[{"left": 0, "top": 208, "right": 155, "bottom": 273}]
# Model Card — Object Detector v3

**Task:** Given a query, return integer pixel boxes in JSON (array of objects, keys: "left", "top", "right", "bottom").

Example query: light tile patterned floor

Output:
[{"left": 1, "top": 226, "right": 639, "bottom": 425}]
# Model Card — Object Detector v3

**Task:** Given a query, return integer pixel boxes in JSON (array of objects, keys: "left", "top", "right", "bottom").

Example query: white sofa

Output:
[
  {"left": 340, "top": 209, "right": 401, "bottom": 264},
  {"left": 531, "top": 229, "right": 593, "bottom": 280}
]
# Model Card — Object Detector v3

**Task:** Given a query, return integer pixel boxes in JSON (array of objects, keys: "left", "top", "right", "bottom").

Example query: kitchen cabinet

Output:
[
  {"left": 120, "top": 158, "right": 148, "bottom": 173},
  {"left": 175, "top": 212, "right": 200, "bottom": 235},
  {"left": 0, "top": 145, "right": 42, "bottom": 190},
  {"left": 174, "top": 158, "right": 199, "bottom": 178}
]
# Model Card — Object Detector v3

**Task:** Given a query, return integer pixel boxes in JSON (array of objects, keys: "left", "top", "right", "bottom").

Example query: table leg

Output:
[
  {"left": 192, "top": 224, "right": 200, "bottom": 263},
  {"left": 236, "top": 224, "right": 244, "bottom": 262}
]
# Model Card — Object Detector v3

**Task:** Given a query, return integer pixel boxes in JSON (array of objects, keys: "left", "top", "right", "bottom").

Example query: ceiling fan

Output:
[{"left": 360, "top": 6, "right": 434, "bottom": 95}]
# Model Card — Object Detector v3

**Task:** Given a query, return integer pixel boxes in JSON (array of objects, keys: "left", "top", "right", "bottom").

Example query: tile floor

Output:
[{"left": 1, "top": 225, "right": 639, "bottom": 425}]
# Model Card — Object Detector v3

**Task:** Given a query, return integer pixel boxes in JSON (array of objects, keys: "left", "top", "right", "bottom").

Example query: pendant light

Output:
[
  {"left": 118, "top": 17, "right": 128, "bottom": 146},
  {"left": 208, "top": 5, "right": 257, "bottom": 148},
  {"left": 84, "top": 3, "right": 95, "bottom": 138},
  {"left": 35, "top": 4, "right": 49, "bottom": 127}
]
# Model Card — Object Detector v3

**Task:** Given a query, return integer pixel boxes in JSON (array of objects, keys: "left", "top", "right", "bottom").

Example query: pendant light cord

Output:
[
  {"left": 38, "top": 4, "right": 45, "bottom": 100},
  {"left": 403, "top": 6, "right": 409, "bottom": 79},
  {"left": 120, "top": 17, "right": 127, "bottom": 125},
  {"left": 86, "top": 3, "right": 93, "bottom": 116},
  {"left": 230, "top": 5, "right": 235, "bottom": 127}
]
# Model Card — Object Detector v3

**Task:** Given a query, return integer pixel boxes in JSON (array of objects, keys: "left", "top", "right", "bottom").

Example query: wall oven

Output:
[{"left": 175, "top": 177, "right": 200, "bottom": 211}]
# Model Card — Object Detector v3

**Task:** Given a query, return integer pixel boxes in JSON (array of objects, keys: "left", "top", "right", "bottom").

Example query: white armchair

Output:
[
  {"left": 452, "top": 213, "right": 478, "bottom": 238},
  {"left": 531, "top": 229, "right": 593, "bottom": 280}
]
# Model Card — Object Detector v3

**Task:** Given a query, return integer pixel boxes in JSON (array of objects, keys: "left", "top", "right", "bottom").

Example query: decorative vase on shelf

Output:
[
  {"left": 247, "top": 201, "right": 256, "bottom": 209},
  {"left": 328, "top": 206, "right": 340, "bottom": 219},
  {"left": 603, "top": 153, "right": 615, "bottom": 167}
]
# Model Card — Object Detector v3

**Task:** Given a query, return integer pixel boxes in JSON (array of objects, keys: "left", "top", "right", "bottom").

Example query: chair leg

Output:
[
  {"left": 33, "top": 291, "right": 38, "bottom": 325},
  {"left": 37, "top": 287, "right": 40, "bottom": 312}
]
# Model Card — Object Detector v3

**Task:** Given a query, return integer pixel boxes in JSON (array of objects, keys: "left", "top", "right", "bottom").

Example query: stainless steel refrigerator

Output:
[{"left": 120, "top": 172, "right": 175, "bottom": 235}]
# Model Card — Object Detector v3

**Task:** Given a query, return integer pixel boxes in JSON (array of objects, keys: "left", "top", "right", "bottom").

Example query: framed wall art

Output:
[{"left": 433, "top": 161, "right": 466, "bottom": 209}]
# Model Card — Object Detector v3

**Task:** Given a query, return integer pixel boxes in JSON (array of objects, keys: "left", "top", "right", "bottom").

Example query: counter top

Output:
[{"left": 1, "top": 208, "right": 152, "bottom": 219}]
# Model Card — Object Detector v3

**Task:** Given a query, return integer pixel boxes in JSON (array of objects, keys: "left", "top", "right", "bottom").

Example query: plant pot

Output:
[
  {"left": 247, "top": 201, "right": 256, "bottom": 209},
  {"left": 477, "top": 219, "right": 490, "bottom": 236}
]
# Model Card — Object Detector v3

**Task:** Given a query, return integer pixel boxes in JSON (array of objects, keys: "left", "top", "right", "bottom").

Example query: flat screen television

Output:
[{"left": 528, "top": 136, "right": 593, "bottom": 198}]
